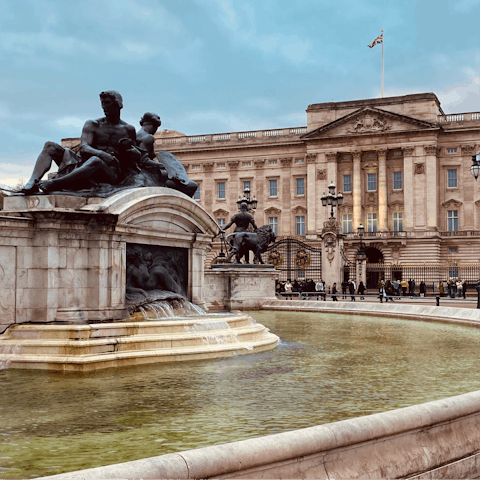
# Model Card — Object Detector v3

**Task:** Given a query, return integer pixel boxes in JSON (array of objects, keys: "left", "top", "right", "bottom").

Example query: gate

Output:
[{"left": 262, "top": 237, "right": 322, "bottom": 282}]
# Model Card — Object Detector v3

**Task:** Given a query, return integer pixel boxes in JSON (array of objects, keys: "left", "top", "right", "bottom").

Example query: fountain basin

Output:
[{"left": 0, "top": 312, "right": 279, "bottom": 371}]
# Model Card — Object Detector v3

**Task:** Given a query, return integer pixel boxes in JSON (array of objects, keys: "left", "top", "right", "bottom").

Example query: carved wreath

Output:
[
  {"left": 295, "top": 249, "right": 311, "bottom": 270},
  {"left": 317, "top": 169, "right": 327, "bottom": 180},
  {"left": 414, "top": 163, "right": 425, "bottom": 175}
]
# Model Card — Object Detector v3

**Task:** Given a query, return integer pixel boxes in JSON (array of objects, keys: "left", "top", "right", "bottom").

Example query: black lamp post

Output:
[
  {"left": 217, "top": 230, "right": 226, "bottom": 259},
  {"left": 321, "top": 182, "right": 343, "bottom": 218},
  {"left": 471, "top": 153, "right": 480, "bottom": 181},
  {"left": 236, "top": 186, "right": 258, "bottom": 211},
  {"left": 358, "top": 224, "right": 365, "bottom": 253}
]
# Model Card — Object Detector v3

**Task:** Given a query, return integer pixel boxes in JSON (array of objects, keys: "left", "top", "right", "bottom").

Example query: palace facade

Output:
[{"left": 150, "top": 93, "right": 479, "bottom": 272}]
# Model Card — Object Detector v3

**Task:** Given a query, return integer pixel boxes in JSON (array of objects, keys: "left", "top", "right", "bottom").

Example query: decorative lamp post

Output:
[
  {"left": 217, "top": 230, "right": 226, "bottom": 259},
  {"left": 236, "top": 186, "right": 258, "bottom": 211},
  {"left": 471, "top": 153, "right": 480, "bottom": 181},
  {"left": 357, "top": 224, "right": 365, "bottom": 256},
  {"left": 321, "top": 182, "right": 343, "bottom": 218}
]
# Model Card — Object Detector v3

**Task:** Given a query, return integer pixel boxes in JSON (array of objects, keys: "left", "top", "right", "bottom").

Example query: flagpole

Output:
[{"left": 381, "top": 29, "right": 384, "bottom": 98}]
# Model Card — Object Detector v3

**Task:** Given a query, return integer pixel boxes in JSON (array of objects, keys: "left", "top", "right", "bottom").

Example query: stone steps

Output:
[{"left": 0, "top": 313, "right": 279, "bottom": 371}]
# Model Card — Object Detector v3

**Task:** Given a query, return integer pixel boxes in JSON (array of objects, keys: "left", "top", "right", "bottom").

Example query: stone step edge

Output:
[
  {"left": 0, "top": 325, "right": 266, "bottom": 346},
  {"left": 0, "top": 335, "right": 280, "bottom": 364}
]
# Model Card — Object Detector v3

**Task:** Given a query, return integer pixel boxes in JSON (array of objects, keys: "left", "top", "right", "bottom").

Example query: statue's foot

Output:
[
  {"left": 38, "top": 179, "right": 55, "bottom": 192},
  {"left": 18, "top": 178, "right": 40, "bottom": 194}
]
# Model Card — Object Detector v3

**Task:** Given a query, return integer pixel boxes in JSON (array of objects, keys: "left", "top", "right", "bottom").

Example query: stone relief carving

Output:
[
  {"left": 424, "top": 145, "right": 438, "bottom": 156},
  {"left": 306, "top": 153, "right": 317, "bottom": 163},
  {"left": 442, "top": 199, "right": 462, "bottom": 208},
  {"left": 321, "top": 218, "right": 340, "bottom": 235},
  {"left": 347, "top": 113, "right": 391, "bottom": 134},
  {"left": 352, "top": 151, "right": 362, "bottom": 161},
  {"left": 403, "top": 146, "right": 415, "bottom": 156},
  {"left": 377, "top": 148, "right": 387, "bottom": 158},
  {"left": 391, "top": 246, "right": 402, "bottom": 264},
  {"left": 254, "top": 159, "right": 266, "bottom": 168},
  {"left": 461, "top": 145, "right": 475, "bottom": 155},
  {"left": 317, "top": 169, "right": 327, "bottom": 180},
  {"left": 323, "top": 233, "right": 336, "bottom": 265},
  {"left": 227, "top": 161, "right": 239, "bottom": 170},
  {"left": 203, "top": 163, "right": 214, "bottom": 171},
  {"left": 325, "top": 152, "right": 338, "bottom": 163},
  {"left": 366, "top": 192, "right": 376, "bottom": 204},
  {"left": 280, "top": 157, "right": 293, "bottom": 166},
  {"left": 414, "top": 163, "right": 425, "bottom": 174}
]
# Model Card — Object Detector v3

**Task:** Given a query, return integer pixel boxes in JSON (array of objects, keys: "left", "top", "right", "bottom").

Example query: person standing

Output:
[
  {"left": 332, "top": 282, "right": 338, "bottom": 301},
  {"left": 463, "top": 280, "right": 467, "bottom": 299},
  {"left": 439, "top": 280, "right": 445, "bottom": 297},
  {"left": 348, "top": 280, "right": 355, "bottom": 301},
  {"left": 341, "top": 280, "right": 348, "bottom": 299},
  {"left": 456, "top": 280, "right": 463, "bottom": 298},
  {"left": 419, "top": 281, "right": 426, "bottom": 297},
  {"left": 357, "top": 281, "right": 366, "bottom": 300},
  {"left": 315, "top": 279, "right": 326, "bottom": 300},
  {"left": 284, "top": 279, "right": 293, "bottom": 300}
]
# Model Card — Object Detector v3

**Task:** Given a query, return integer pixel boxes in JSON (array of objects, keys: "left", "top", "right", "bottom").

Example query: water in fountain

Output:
[
  {"left": 0, "top": 343, "right": 21, "bottom": 371},
  {"left": 138, "top": 298, "right": 206, "bottom": 320},
  {"left": 184, "top": 320, "right": 240, "bottom": 345}
]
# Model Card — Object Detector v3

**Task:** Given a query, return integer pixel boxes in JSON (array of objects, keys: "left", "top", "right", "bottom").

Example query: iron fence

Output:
[{"left": 262, "top": 237, "right": 322, "bottom": 282}]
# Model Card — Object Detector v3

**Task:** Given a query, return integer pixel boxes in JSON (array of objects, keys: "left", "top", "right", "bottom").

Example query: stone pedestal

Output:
[
  {"left": 204, "top": 264, "right": 278, "bottom": 311},
  {"left": 0, "top": 188, "right": 219, "bottom": 333},
  {"left": 321, "top": 218, "right": 343, "bottom": 289}
]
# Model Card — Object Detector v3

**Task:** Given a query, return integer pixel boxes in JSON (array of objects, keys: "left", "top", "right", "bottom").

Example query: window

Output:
[
  {"left": 242, "top": 162, "right": 251, "bottom": 167},
  {"left": 297, "top": 268, "right": 306, "bottom": 279},
  {"left": 367, "top": 212, "right": 377, "bottom": 232},
  {"left": 217, "top": 163, "right": 225, "bottom": 168},
  {"left": 393, "top": 172, "right": 402, "bottom": 190},
  {"left": 296, "top": 216, "right": 306, "bottom": 236},
  {"left": 243, "top": 181, "right": 251, "bottom": 191},
  {"left": 447, "top": 210, "right": 458, "bottom": 232},
  {"left": 447, "top": 169, "right": 457, "bottom": 188},
  {"left": 193, "top": 184, "right": 200, "bottom": 200},
  {"left": 295, "top": 158, "right": 304, "bottom": 163},
  {"left": 269, "top": 160, "right": 277, "bottom": 165},
  {"left": 192, "top": 165, "right": 201, "bottom": 170},
  {"left": 269, "top": 179, "right": 278, "bottom": 196},
  {"left": 343, "top": 174, "right": 352, "bottom": 193},
  {"left": 447, "top": 148, "right": 457, "bottom": 154},
  {"left": 269, "top": 217, "right": 278, "bottom": 235},
  {"left": 449, "top": 247, "right": 458, "bottom": 253},
  {"left": 342, "top": 214, "right": 353, "bottom": 233},
  {"left": 393, "top": 212, "right": 403, "bottom": 231},
  {"left": 367, "top": 173, "right": 377, "bottom": 191},
  {"left": 217, "top": 182, "right": 225, "bottom": 199},
  {"left": 296, "top": 178, "right": 305, "bottom": 195},
  {"left": 217, "top": 218, "right": 225, "bottom": 228}
]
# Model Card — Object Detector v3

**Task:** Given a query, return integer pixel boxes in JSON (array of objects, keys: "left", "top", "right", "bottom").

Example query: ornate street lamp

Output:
[
  {"left": 357, "top": 224, "right": 366, "bottom": 260},
  {"left": 471, "top": 153, "right": 480, "bottom": 181},
  {"left": 321, "top": 182, "right": 343, "bottom": 218},
  {"left": 217, "top": 230, "right": 226, "bottom": 259},
  {"left": 236, "top": 186, "right": 258, "bottom": 211}
]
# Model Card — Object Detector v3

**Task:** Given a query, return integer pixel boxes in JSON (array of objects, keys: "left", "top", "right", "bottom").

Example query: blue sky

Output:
[{"left": 1, "top": 0, "right": 479, "bottom": 187}]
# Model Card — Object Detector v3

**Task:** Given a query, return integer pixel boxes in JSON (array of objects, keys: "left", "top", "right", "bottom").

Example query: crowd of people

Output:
[{"left": 276, "top": 277, "right": 474, "bottom": 302}]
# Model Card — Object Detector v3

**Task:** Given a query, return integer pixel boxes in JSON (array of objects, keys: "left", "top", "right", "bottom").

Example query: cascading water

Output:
[
  {"left": 138, "top": 298, "right": 206, "bottom": 320},
  {"left": 0, "top": 343, "right": 21, "bottom": 370}
]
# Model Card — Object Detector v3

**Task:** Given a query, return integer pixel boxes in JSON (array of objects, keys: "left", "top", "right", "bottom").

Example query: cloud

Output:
[
  {"left": 438, "top": 75, "right": 480, "bottom": 113},
  {"left": 54, "top": 117, "right": 86, "bottom": 130},
  {"left": 453, "top": 0, "right": 479, "bottom": 12},
  {"left": 0, "top": 161, "right": 34, "bottom": 187}
]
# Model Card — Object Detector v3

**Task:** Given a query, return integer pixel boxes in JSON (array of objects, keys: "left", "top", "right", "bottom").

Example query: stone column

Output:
[
  {"left": 424, "top": 145, "right": 439, "bottom": 230},
  {"left": 306, "top": 153, "right": 317, "bottom": 238},
  {"left": 321, "top": 220, "right": 342, "bottom": 293},
  {"left": 378, "top": 148, "right": 388, "bottom": 231},
  {"left": 352, "top": 150, "right": 362, "bottom": 230},
  {"left": 403, "top": 146, "right": 415, "bottom": 231},
  {"left": 325, "top": 152, "right": 338, "bottom": 190},
  {"left": 356, "top": 256, "right": 367, "bottom": 287}
]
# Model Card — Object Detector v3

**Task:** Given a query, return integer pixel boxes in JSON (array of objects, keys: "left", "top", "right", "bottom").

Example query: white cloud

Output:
[
  {"left": 54, "top": 117, "right": 86, "bottom": 129},
  {"left": 438, "top": 75, "right": 480, "bottom": 113},
  {"left": 0, "top": 162, "right": 34, "bottom": 187}
]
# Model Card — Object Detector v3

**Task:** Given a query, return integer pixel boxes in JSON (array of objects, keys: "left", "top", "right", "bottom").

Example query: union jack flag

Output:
[{"left": 368, "top": 34, "right": 383, "bottom": 48}]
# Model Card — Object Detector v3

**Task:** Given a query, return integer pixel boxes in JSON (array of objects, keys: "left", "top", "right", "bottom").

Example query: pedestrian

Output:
[
  {"left": 348, "top": 280, "right": 355, "bottom": 301},
  {"left": 357, "top": 281, "right": 366, "bottom": 300},
  {"left": 378, "top": 279, "right": 386, "bottom": 303},
  {"left": 419, "top": 281, "right": 426, "bottom": 297},
  {"left": 456, "top": 280, "right": 463, "bottom": 298},
  {"left": 401, "top": 279, "right": 408, "bottom": 296},
  {"left": 332, "top": 282, "right": 338, "bottom": 301},
  {"left": 315, "top": 279, "right": 326, "bottom": 300},
  {"left": 439, "top": 280, "right": 445, "bottom": 297},
  {"left": 341, "top": 280, "right": 348, "bottom": 299},
  {"left": 385, "top": 280, "right": 394, "bottom": 302},
  {"left": 393, "top": 279, "right": 400, "bottom": 296},
  {"left": 284, "top": 279, "right": 293, "bottom": 300},
  {"left": 463, "top": 280, "right": 467, "bottom": 299}
]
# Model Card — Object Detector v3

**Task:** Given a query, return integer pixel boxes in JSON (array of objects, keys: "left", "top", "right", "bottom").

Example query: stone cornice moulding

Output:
[
  {"left": 361, "top": 162, "right": 378, "bottom": 170},
  {"left": 442, "top": 199, "right": 463, "bottom": 208},
  {"left": 388, "top": 201, "right": 404, "bottom": 209}
]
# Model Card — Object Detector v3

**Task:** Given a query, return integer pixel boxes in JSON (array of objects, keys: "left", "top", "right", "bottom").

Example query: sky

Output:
[{"left": 0, "top": 0, "right": 479, "bottom": 187}]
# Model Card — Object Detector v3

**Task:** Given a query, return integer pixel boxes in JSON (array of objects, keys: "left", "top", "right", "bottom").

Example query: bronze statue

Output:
[
  {"left": 227, "top": 225, "right": 276, "bottom": 264},
  {"left": 223, "top": 202, "right": 258, "bottom": 233},
  {"left": 19, "top": 92, "right": 198, "bottom": 198}
]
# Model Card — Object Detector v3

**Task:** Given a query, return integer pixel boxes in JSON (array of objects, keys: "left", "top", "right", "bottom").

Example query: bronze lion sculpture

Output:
[{"left": 226, "top": 225, "right": 276, "bottom": 264}]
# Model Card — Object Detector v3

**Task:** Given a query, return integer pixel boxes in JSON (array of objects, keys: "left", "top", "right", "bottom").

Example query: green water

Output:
[{"left": 2, "top": 311, "right": 480, "bottom": 478}]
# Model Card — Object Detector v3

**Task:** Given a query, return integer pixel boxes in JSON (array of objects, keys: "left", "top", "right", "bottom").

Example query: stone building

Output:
[{"left": 62, "top": 93, "right": 480, "bottom": 286}]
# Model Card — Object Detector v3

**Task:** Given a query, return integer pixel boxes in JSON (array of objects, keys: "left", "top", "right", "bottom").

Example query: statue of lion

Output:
[{"left": 226, "top": 225, "right": 276, "bottom": 264}]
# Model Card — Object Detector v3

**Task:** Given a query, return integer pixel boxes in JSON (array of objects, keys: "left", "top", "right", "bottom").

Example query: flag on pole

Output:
[{"left": 368, "top": 33, "right": 383, "bottom": 48}]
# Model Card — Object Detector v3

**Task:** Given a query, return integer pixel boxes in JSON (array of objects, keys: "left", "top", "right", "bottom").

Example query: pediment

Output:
[
  {"left": 213, "top": 209, "right": 229, "bottom": 217},
  {"left": 264, "top": 206, "right": 281, "bottom": 215},
  {"left": 442, "top": 199, "right": 462, "bottom": 208},
  {"left": 301, "top": 107, "right": 439, "bottom": 139},
  {"left": 291, "top": 205, "right": 307, "bottom": 215}
]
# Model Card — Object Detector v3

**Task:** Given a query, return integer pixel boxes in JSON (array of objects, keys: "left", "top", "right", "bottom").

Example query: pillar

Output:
[
  {"left": 378, "top": 148, "right": 388, "bottom": 232},
  {"left": 424, "top": 145, "right": 438, "bottom": 230},
  {"left": 403, "top": 146, "right": 415, "bottom": 231},
  {"left": 352, "top": 150, "right": 362, "bottom": 229},
  {"left": 306, "top": 153, "right": 317, "bottom": 237}
]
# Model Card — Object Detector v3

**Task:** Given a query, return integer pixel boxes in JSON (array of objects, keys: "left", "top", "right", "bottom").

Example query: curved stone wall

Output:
[{"left": 41, "top": 303, "right": 480, "bottom": 479}]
